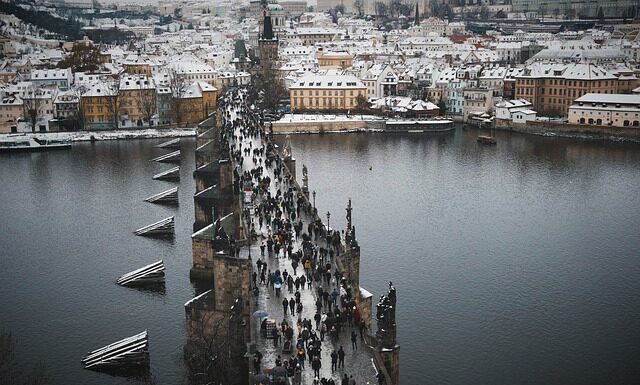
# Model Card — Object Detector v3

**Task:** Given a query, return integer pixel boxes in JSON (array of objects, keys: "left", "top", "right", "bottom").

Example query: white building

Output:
[
  {"left": 360, "top": 64, "right": 398, "bottom": 99},
  {"left": 495, "top": 99, "right": 537, "bottom": 124},
  {"left": 479, "top": 67, "right": 506, "bottom": 98},
  {"left": 463, "top": 88, "right": 493, "bottom": 122},
  {"left": 568, "top": 93, "right": 640, "bottom": 128},
  {"left": 30, "top": 69, "right": 72, "bottom": 90}
]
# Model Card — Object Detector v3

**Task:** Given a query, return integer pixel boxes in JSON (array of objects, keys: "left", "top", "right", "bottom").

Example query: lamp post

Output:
[
  {"left": 312, "top": 190, "right": 316, "bottom": 211},
  {"left": 326, "top": 211, "right": 331, "bottom": 248}
]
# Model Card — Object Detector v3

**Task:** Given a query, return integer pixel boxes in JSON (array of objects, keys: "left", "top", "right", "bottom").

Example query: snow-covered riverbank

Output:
[{"left": 0, "top": 128, "right": 196, "bottom": 142}]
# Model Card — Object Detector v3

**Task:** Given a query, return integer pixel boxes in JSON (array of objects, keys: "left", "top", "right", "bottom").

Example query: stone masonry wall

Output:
[
  {"left": 498, "top": 120, "right": 640, "bottom": 141},
  {"left": 212, "top": 255, "right": 252, "bottom": 316},
  {"left": 271, "top": 119, "right": 385, "bottom": 134},
  {"left": 192, "top": 236, "right": 216, "bottom": 270}
]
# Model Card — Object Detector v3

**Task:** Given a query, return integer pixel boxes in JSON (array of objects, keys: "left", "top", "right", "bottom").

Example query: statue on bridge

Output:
[
  {"left": 345, "top": 199, "right": 358, "bottom": 247},
  {"left": 376, "top": 281, "right": 397, "bottom": 349}
]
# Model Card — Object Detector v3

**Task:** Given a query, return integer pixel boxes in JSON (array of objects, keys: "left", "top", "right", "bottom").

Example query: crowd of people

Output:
[{"left": 218, "top": 88, "right": 383, "bottom": 385}]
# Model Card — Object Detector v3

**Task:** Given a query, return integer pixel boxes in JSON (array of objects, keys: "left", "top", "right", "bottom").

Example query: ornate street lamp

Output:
[
  {"left": 312, "top": 190, "right": 316, "bottom": 211},
  {"left": 326, "top": 211, "right": 331, "bottom": 248}
]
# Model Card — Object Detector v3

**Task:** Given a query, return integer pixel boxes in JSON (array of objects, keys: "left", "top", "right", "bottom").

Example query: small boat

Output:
[
  {"left": 0, "top": 134, "right": 71, "bottom": 152},
  {"left": 81, "top": 330, "right": 149, "bottom": 371},
  {"left": 117, "top": 261, "right": 165, "bottom": 286},
  {"left": 477, "top": 135, "right": 497, "bottom": 145}
]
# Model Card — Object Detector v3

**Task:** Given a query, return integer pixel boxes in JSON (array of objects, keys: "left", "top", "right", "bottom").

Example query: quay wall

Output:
[
  {"left": 271, "top": 118, "right": 384, "bottom": 134},
  {"left": 495, "top": 119, "right": 640, "bottom": 142}
]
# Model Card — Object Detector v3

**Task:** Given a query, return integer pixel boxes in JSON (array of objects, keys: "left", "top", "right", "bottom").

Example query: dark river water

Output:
[{"left": 1, "top": 129, "right": 640, "bottom": 385}]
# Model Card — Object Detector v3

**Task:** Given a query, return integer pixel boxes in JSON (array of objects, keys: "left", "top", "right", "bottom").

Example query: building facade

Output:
[
  {"left": 0, "top": 93, "right": 22, "bottom": 133},
  {"left": 568, "top": 93, "right": 640, "bottom": 127},
  {"left": 515, "top": 63, "right": 638, "bottom": 116},
  {"left": 289, "top": 73, "right": 367, "bottom": 112}
]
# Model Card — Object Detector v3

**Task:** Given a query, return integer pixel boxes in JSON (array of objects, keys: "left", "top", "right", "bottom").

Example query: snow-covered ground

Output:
[
  {"left": 0, "top": 128, "right": 196, "bottom": 142},
  {"left": 278, "top": 114, "right": 384, "bottom": 122}
]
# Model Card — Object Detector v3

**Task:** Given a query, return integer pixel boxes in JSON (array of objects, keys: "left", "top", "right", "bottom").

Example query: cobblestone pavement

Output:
[{"left": 228, "top": 99, "right": 379, "bottom": 385}]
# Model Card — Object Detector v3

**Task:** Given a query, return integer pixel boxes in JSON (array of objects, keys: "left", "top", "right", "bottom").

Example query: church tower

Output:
[{"left": 258, "top": 0, "right": 278, "bottom": 71}]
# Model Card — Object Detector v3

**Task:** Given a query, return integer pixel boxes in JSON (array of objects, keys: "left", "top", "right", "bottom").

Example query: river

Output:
[{"left": 1, "top": 128, "right": 639, "bottom": 385}]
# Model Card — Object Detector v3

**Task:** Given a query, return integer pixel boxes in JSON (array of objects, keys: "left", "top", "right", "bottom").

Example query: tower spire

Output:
[
  {"left": 263, "top": 14, "right": 274, "bottom": 40},
  {"left": 415, "top": 1, "right": 420, "bottom": 26}
]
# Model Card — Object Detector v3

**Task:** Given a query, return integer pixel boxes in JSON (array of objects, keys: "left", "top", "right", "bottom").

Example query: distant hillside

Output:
[{"left": 0, "top": 1, "right": 83, "bottom": 41}]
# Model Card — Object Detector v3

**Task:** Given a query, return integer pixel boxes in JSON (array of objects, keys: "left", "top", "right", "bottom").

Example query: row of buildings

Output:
[{"left": 1, "top": 0, "right": 640, "bottom": 132}]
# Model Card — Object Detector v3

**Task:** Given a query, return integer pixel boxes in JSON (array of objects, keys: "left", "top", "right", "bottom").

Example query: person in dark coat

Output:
[
  {"left": 331, "top": 350, "right": 338, "bottom": 372},
  {"left": 311, "top": 355, "right": 321, "bottom": 378},
  {"left": 351, "top": 331, "right": 357, "bottom": 350},
  {"left": 338, "top": 346, "right": 345, "bottom": 368}
]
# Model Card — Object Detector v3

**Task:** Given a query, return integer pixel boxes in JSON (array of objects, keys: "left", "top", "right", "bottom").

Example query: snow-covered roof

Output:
[
  {"left": 496, "top": 99, "right": 533, "bottom": 109},
  {"left": 119, "top": 75, "right": 155, "bottom": 90},
  {"left": 574, "top": 93, "right": 640, "bottom": 106},
  {"left": 289, "top": 72, "right": 365, "bottom": 89},
  {"left": 30, "top": 68, "right": 70, "bottom": 80},
  {"left": 520, "top": 62, "right": 617, "bottom": 80}
]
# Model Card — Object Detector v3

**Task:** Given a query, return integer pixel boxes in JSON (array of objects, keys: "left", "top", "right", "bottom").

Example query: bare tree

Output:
[
  {"left": 389, "top": 0, "right": 403, "bottom": 17},
  {"left": 104, "top": 78, "right": 120, "bottom": 129},
  {"left": 564, "top": 7, "right": 576, "bottom": 20},
  {"left": 137, "top": 82, "right": 157, "bottom": 127},
  {"left": 22, "top": 86, "right": 42, "bottom": 132},
  {"left": 353, "top": 0, "right": 364, "bottom": 16},
  {"left": 1, "top": 331, "right": 49, "bottom": 385},
  {"left": 183, "top": 308, "right": 246, "bottom": 385},
  {"left": 257, "top": 66, "right": 287, "bottom": 114},
  {"left": 375, "top": 1, "right": 388, "bottom": 16},
  {"left": 167, "top": 70, "right": 187, "bottom": 127},
  {"left": 72, "top": 85, "right": 87, "bottom": 130},
  {"left": 355, "top": 93, "right": 369, "bottom": 114}
]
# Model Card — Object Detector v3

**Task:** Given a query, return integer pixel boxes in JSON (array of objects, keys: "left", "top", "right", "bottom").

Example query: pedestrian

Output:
[
  {"left": 376, "top": 371, "right": 385, "bottom": 385},
  {"left": 296, "top": 301, "right": 303, "bottom": 315},
  {"left": 289, "top": 298, "right": 296, "bottom": 314},
  {"left": 273, "top": 328, "right": 281, "bottom": 346},
  {"left": 341, "top": 374, "right": 349, "bottom": 385},
  {"left": 338, "top": 346, "right": 345, "bottom": 368},
  {"left": 296, "top": 347, "right": 305, "bottom": 369},
  {"left": 348, "top": 375, "right": 356, "bottom": 385},
  {"left": 331, "top": 350, "right": 338, "bottom": 372},
  {"left": 320, "top": 322, "right": 326, "bottom": 341},
  {"left": 253, "top": 350, "right": 263, "bottom": 374},
  {"left": 351, "top": 331, "right": 357, "bottom": 350},
  {"left": 311, "top": 355, "right": 321, "bottom": 378},
  {"left": 253, "top": 286, "right": 259, "bottom": 305},
  {"left": 359, "top": 320, "right": 367, "bottom": 341},
  {"left": 283, "top": 298, "right": 289, "bottom": 315}
]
